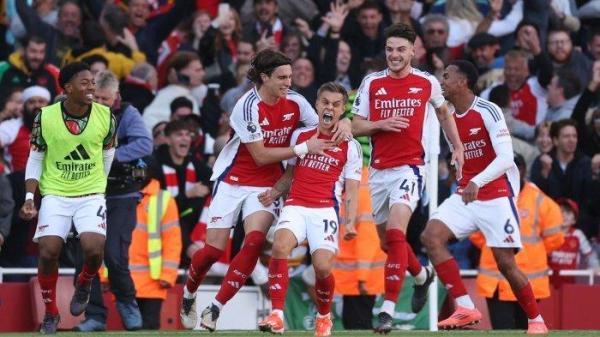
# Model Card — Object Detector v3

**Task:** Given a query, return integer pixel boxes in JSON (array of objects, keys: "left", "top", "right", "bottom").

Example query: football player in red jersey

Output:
[
  {"left": 180, "top": 50, "right": 352, "bottom": 331},
  {"left": 257, "top": 82, "right": 361, "bottom": 337},
  {"left": 421, "top": 60, "right": 548, "bottom": 335},
  {"left": 352, "top": 23, "right": 465, "bottom": 333}
]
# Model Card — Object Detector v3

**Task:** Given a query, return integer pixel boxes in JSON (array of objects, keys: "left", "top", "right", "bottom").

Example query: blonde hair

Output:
[{"left": 446, "top": 0, "right": 482, "bottom": 24}]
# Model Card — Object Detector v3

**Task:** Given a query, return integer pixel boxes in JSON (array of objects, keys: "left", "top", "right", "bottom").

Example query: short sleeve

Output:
[
  {"left": 286, "top": 129, "right": 303, "bottom": 166},
  {"left": 352, "top": 76, "right": 371, "bottom": 118},
  {"left": 343, "top": 139, "right": 363, "bottom": 181},
  {"left": 291, "top": 91, "right": 318, "bottom": 127},
  {"left": 478, "top": 99, "right": 512, "bottom": 146},
  {"left": 428, "top": 75, "right": 445, "bottom": 109},
  {"left": 229, "top": 91, "right": 263, "bottom": 144}
]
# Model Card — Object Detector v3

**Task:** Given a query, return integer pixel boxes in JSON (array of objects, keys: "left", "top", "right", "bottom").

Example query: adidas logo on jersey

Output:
[
  {"left": 503, "top": 235, "right": 515, "bottom": 243},
  {"left": 64, "top": 144, "right": 91, "bottom": 160},
  {"left": 408, "top": 87, "right": 423, "bottom": 94},
  {"left": 260, "top": 117, "right": 270, "bottom": 126},
  {"left": 469, "top": 127, "right": 481, "bottom": 136},
  {"left": 375, "top": 87, "right": 388, "bottom": 96},
  {"left": 324, "top": 234, "right": 335, "bottom": 242}
]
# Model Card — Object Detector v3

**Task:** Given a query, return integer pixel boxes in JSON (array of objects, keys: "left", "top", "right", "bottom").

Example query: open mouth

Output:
[
  {"left": 86, "top": 94, "right": 94, "bottom": 100},
  {"left": 323, "top": 112, "right": 334, "bottom": 124}
]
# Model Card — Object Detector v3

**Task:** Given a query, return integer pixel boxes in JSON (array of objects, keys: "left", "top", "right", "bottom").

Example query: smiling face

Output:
[
  {"left": 385, "top": 36, "right": 414, "bottom": 76},
  {"left": 261, "top": 64, "right": 292, "bottom": 99},
  {"left": 441, "top": 64, "right": 465, "bottom": 99},
  {"left": 58, "top": 2, "right": 81, "bottom": 38},
  {"left": 65, "top": 70, "right": 95, "bottom": 105},
  {"left": 316, "top": 90, "right": 346, "bottom": 131},
  {"left": 292, "top": 58, "right": 314, "bottom": 89},
  {"left": 128, "top": 0, "right": 151, "bottom": 29}
]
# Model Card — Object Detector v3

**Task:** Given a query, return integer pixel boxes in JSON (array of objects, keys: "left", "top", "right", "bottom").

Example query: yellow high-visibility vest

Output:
[{"left": 147, "top": 190, "right": 171, "bottom": 280}]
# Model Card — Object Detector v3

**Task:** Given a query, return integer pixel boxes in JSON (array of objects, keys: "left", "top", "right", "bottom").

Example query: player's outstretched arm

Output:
[
  {"left": 351, "top": 115, "right": 410, "bottom": 137},
  {"left": 436, "top": 103, "right": 465, "bottom": 180},
  {"left": 258, "top": 165, "right": 295, "bottom": 207},
  {"left": 246, "top": 134, "right": 336, "bottom": 167},
  {"left": 343, "top": 178, "right": 360, "bottom": 240}
]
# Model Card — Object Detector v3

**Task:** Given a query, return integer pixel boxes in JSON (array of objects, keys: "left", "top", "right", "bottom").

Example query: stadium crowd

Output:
[{"left": 0, "top": 0, "right": 600, "bottom": 332}]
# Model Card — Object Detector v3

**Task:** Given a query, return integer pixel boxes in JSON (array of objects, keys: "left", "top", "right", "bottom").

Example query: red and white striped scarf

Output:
[{"left": 162, "top": 162, "right": 197, "bottom": 197}]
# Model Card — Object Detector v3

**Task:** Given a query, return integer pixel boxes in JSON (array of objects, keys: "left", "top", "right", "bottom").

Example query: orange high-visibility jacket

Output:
[
  {"left": 129, "top": 179, "right": 182, "bottom": 300},
  {"left": 333, "top": 168, "right": 386, "bottom": 295},
  {"left": 471, "top": 182, "right": 564, "bottom": 301}
]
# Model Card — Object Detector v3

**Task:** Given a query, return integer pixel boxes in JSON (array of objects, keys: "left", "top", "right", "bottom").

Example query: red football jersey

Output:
[
  {"left": 454, "top": 96, "right": 518, "bottom": 200},
  {"left": 353, "top": 68, "right": 444, "bottom": 169},
  {"left": 285, "top": 127, "right": 362, "bottom": 208},
  {"left": 211, "top": 88, "right": 318, "bottom": 187}
]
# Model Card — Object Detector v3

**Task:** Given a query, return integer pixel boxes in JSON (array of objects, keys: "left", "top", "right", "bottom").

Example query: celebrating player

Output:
[
  {"left": 420, "top": 60, "right": 548, "bottom": 334},
  {"left": 20, "top": 62, "right": 117, "bottom": 334},
  {"left": 351, "top": 23, "right": 465, "bottom": 333},
  {"left": 257, "top": 82, "right": 361, "bottom": 337},
  {"left": 180, "top": 50, "right": 352, "bottom": 331}
]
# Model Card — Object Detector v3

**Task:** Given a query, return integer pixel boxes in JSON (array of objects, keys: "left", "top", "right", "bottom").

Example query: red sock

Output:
[
  {"left": 406, "top": 244, "right": 422, "bottom": 276},
  {"left": 515, "top": 283, "right": 540, "bottom": 319},
  {"left": 315, "top": 274, "right": 335, "bottom": 315},
  {"left": 215, "top": 231, "right": 266, "bottom": 305},
  {"left": 384, "top": 229, "right": 407, "bottom": 302},
  {"left": 38, "top": 270, "right": 59, "bottom": 315},
  {"left": 77, "top": 263, "right": 99, "bottom": 287},
  {"left": 186, "top": 244, "right": 224, "bottom": 293},
  {"left": 434, "top": 258, "right": 467, "bottom": 299},
  {"left": 268, "top": 258, "right": 289, "bottom": 311}
]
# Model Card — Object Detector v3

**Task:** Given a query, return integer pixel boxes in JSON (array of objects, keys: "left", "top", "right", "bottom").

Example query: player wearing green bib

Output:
[{"left": 20, "top": 62, "right": 117, "bottom": 335}]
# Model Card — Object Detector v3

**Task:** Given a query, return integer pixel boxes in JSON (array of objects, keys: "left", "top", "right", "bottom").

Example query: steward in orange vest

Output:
[
  {"left": 333, "top": 167, "right": 386, "bottom": 329},
  {"left": 129, "top": 178, "right": 182, "bottom": 329},
  {"left": 470, "top": 158, "right": 564, "bottom": 330}
]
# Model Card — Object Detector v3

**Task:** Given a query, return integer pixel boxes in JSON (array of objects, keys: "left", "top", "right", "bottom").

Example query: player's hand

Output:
[
  {"left": 344, "top": 222, "right": 357, "bottom": 241},
  {"left": 306, "top": 130, "right": 336, "bottom": 156},
  {"left": 451, "top": 147, "right": 464, "bottom": 181},
  {"left": 258, "top": 188, "right": 282, "bottom": 207},
  {"left": 377, "top": 116, "right": 410, "bottom": 132},
  {"left": 186, "top": 182, "right": 210, "bottom": 198},
  {"left": 331, "top": 118, "right": 352, "bottom": 144},
  {"left": 539, "top": 153, "right": 553, "bottom": 178},
  {"left": 0, "top": 233, "right": 4, "bottom": 247},
  {"left": 159, "top": 280, "right": 171, "bottom": 289},
  {"left": 20, "top": 200, "right": 37, "bottom": 220},
  {"left": 461, "top": 181, "right": 479, "bottom": 204},
  {"left": 358, "top": 280, "right": 368, "bottom": 295}
]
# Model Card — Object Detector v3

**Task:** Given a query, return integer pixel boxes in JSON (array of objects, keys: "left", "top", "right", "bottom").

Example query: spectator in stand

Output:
[
  {"left": 120, "top": 62, "right": 158, "bottom": 114},
  {"left": 98, "top": 4, "right": 144, "bottom": 61},
  {"left": 548, "top": 198, "right": 600, "bottom": 288},
  {"left": 571, "top": 61, "right": 600, "bottom": 158},
  {"left": 7, "top": 0, "right": 58, "bottom": 42},
  {"left": 0, "top": 158, "right": 13, "bottom": 253},
  {"left": 169, "top": 96, "right": 216, "bottom": 165},
  {"left": 343, "top": 1, "right": 386, "bottom": 78},
  {"left": 243, "top": 0, "right": 290, "bottom": 49},
  {"left": 151, "top": 120, "right": 212, "bottom": 267},
  {"left": 475, "top": 0, "right": 524, "bottom": 42},
  {"left": 531, "top": 119, "right": 600, "bottom": 238},
  {"left": 129, "top": 173, "right": 181, "bottom": 330},
  {"left": 547, "top": 26, "right": 593, "bottom": 88},
  {"left": 470, "top": 153, "right": 564, "bottom": 330},
  {"left": 513, "top": 21, "right": 555, "bottom": 79},
  {"left": 125, "top": 0, "right": 196, "bottom": 64},
  {"left": 535, "top": 122, "right": 554, "bottom": 156},
  {"left": 382, "top": 0, "right": 422, "bottom": 36},
  {"left": 445, "top": 0, "right": 483, "bottom": 54},
  {"left": 467, "top": 32, "right": 503, "bottom": 92},
  {"left": 62, "top": 21, "right": 144, "bottom": 80},
  {"left": 587, "top": 30, "right": 600, "bottom": 62},
  {"left": 421, "top": 14, "right": 452, "bottom": 77},
  {"left": 549, "top": 0, "right": 580, "bottom": 33},
  {"left": 0, "top": 35, "right": 60, "bottom": 99},
  {"left": 281, "top": 32, "right": 303, "bottom": 62},
  {"left": 82, "top": 55, "right": 109, "bottom": 76},
  {"left": 291, "top": 58, "right": 318, "bottom": 105},
  {"left": 482, "top": 50, "right": 549, "bottom": 141},
  {"left": 152, "top": 122, "right": 168, "bottom": 149},
  {"left": 0, "top": 88, "right": 23, "bottom": 123},
  {"left": 15, "top": 0, "right": 82, "bottom": 65},
  {"left": 198, "top": 6, "right": 242, "bottom": 91},
  {"left": 143, "top": 51, "right": 205, "bottom": 133},
  {"left": 0, "top": 86, "right": 50, "bottom": 174},
  {"left": 545, "top": 70, "right": 581, "bottom": 122}
]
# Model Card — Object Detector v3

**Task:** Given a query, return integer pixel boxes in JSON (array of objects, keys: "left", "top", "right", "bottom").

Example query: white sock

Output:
[
  {"left": 380, "top": 300, "right": 396, "bottom": 316},
  {"left": 212, "top": 299, "right": 224, "bottom": 310},
  {"left": 183, "top": 285, "right": 195, "bottom": 299},
  {"left": 528, "top": 315, "right": 544, "bottom": 323},
  {"left": 273, "top": 309, "right": 284, "bottom": 319},
  {"left": 414, "top": 267, "right": 428, "bottom": 285},
  {"left": 455, "top": 295, "right": 475, "bottom": 309}
]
